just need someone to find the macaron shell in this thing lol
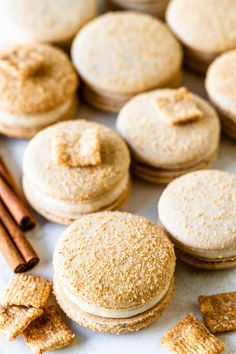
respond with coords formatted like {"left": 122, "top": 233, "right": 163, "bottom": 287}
{"left": 0, "top": 44, "right": 78, "bottom": 114}
{"left": 53, "top": 212, "right": 175, "bottom": 311}
{"left": 23, "top": 177, "right": 131, "bottom": 225}
{"left": 117, "top": 89, "right": 220, "bottom": 169}
{"left": 166, "top": 0, "right": 236, "bottom": 54}
{"left": 0, "top": 96, "right": 78, "bottom": 139}
{"left": 158, "top": 170, "right": 236, "bottom": 253}
{"left": 206, "top": 50, "right": 236, "bottom": 124}
{"left": 176, "top": 248, "right": 236, "bottom": 270}
{"left": 72, "top": 12, "right": 182, "bottom": 95}
{"left": 3, "top": 0, "right": 97, "bottom": 44}
{"left": 23, "top": 120, "right": 130, "bottom": 202}
{"left": 53, "top": 275, "right": 175, "bottom": 334}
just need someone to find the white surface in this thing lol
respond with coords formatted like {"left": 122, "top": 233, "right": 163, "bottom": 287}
{"left": 0, "top": 70, "right": 235, "bottom": 354}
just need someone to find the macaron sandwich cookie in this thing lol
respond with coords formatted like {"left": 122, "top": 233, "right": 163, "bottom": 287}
{"left": 71, "top": 11, "right": 182, "bottom": 113}
{"left": 166, "top": 0, "right": 236, "bottom": 74}
{"left": 23, "top": 120, "right": 131, "bottom": 224}
{"left": 158, "top": 170, "right": 236, "bottom": 270}
{"left": 2, "top": 0, "right": 97, "bottom": 48}
{"left": 106, "top": 0, "right": 170, "bottom": 18}
{"left": 0, "top": 44, "right": 78, "bottom": 138}
{"left": 53, "top": 211, "right": 176, "bottom": 334}
{"left": 117, "top": 88, "right": 220, "bottom": 184}
{"left": 206, "top": 50, "right": 236, "bottom": 140}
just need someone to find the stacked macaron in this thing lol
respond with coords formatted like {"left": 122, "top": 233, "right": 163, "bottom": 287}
{"left": 0, "top": 43, "right": 78, "bottom": 138}
{"left": 53, "top": 212, "right": 176, "bottom": 334}
{"left": 106, "top": 0, "right": 170, "bottom": 18}
{"left": 72, "top": 12, "right": 182, "bottom": 112}
{"left": 1, "top": 0, "right": 97, "bottom": 48}
{"left": 158, "top": 170, "right": 236, "bottom": 270}
{"left": 117, "top": 88, "right": 220, "bottom": 184}
{"left": 166, "top": 0, "right": 236, "bottom": 74}
{"left": 23, "top": 120, "right": 131, "bottom": 224}
{"left": 206, "top": 50, "right": 236, "bottom": 140}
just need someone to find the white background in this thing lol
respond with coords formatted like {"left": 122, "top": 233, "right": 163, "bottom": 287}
{"left": 0, "top": 3, "right": 236, "bottom": 354}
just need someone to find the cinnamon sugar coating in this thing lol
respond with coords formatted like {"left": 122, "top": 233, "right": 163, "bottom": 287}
{"left": 0, "top": 43, "right": 78, "bottom": 114}
{"left": 53, "top": 211, "right": 175, "bottom": 311}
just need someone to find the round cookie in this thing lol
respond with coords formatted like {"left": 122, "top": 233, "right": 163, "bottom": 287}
{"left": 206, "top": 50, "right": 236, "bottom": 140}
{"left": 53, "top": 211, "right": 176, "bottom": 334}
{"left": 117, "top": 88, "right": 220, "bottom": 184}
{"left": 1, "top": 0, "right": 97, "bottom": 48}
{"left": 158, "top": 170, "right": 236, "bottom": 270}
{"left": 0, "top": 43, "right": 78, "bottom": 138}
{"left": 23, "top": 120, "right": 131, "bottom": 224}
{"left": 106, "top": 0, "right": 170, "bottom": 18}
{"left": 72, "top": 11, "right": 182, "bottom": 112}
{"left": 166, "top": 0, "right": 236, "bottom": 74}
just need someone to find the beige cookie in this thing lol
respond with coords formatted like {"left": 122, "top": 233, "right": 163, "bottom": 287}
{"left": 206, "top": 49, "right": 236, "bottom": 140}
{"left": 117, "top": 88, "right": 220, "bottom": 184}
{"left": 0, "top": 44, "right": 78, "bottom": 138}
{"left": 1, "top": 0, "right": 97, "bottom": 48}
{"left": 72, "top": 11, "right": 182, "bottom": 112}
{"left": 23, "top": 120, "right": 131, "bottom": 224}
{"left": 53, "top": 211, "right": 176, "bottom": 334}
{"left": 166, "top": 0, "right": 236, "bottom": 73}
{"left": 158, "top": 170, "right": 236, "bottom": 270}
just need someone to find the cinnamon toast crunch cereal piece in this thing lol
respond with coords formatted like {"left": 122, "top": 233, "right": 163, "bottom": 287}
{"left": 3, "top": 274, "right": 52, "bottom": 309}
{"left": 0, "top": 46, "right": 44, "bottom": 80}
{"left": 154, "top": 88, "right": 203, "bottom": 125}
{"left": 0, "top": 305, "right": 43, "bottom": 340}
{"left": 199, "top": 292, "right": 236, "bottom": 333}
{"left": 52, "top": 128, "right": 101, "bottom": 167}
{"left": 161, "top": 314, "right": 225, "bottom": 353}
{"left": 23, "top": 306, "right": 75, "bottom": 354}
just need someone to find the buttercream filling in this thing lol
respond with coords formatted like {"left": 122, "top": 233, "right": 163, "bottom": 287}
{"left": 61, "top": 278, "right": 171, "bottom": 319}
{"left": 25, "top": 173, "right": 129, "bottom": 217}
{"left": 0, "top": 97, "right": 74, "bottom": 128}
{"left": 163, "top": 228, "right": 236, "bottom": 260}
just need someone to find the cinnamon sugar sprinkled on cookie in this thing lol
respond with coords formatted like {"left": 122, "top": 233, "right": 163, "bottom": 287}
{"left": 0, "top": 43, "right": 78, "bottom": 114}
{"left": 158, "top": 170, "right": 236, "bottom": 253}
{"left": 53, "top": 211, "right": 175, "bottom": 311}
{"left": 23, "top": 120, "right": 130, "bottom": 202}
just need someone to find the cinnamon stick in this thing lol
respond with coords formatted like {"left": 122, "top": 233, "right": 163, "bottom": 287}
{"left": 0, "top": 174, "right": 36, "bottom": 231}
{"left": 0, "top": 156, "right": 22, "bottom": 197}
{"left": 0, "top": 200, "right": 39, "bottom": 269}
{"left": 0, "top": 220, "right": 26, "bottom": 273}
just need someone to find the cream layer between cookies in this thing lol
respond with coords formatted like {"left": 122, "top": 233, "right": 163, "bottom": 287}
{"left": 163, "top": 229, "right": 236, "bottom": 260}
{"left": 0, "top": 97, "right": 74, "bottom": 128}
{"left": 58, "top": 277, "right": 171, "bottom": 319}
{"left": 24, "top": 174, "right": 129, "bottom": 216}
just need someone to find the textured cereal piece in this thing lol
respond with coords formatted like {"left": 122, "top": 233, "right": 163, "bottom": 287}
{"left": 23, "top": 306, "right": 75, "bottom": 354}
{"left": 161, "top": 314, "right": 225, "bottom": 353}
{"left": 3, "top": 274, "right": 52, "bottom": 309}
{"left": 154, "top": 88, "right": 204, "bottom": 125}
{"left": 52, "top": 128, "right": 101, "bottom": 167}
{"left": 0, "top": 305, "right": 43, "bottom": 340}
{"left": 0, "top": 46, "right": 44, "bottom": 80}
{"left": 199, "top": 292, "right": 236, "bottom": 333}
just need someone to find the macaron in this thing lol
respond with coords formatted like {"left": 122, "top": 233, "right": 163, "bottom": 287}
{"left": 158, "top": 170, "right": 236, "bottom": 270}
{"left": 53, "top": 211, "right": 175, "bottom": 334}
{"left": 117, "top": 88, "right": 220, "bottom": 184}
{"left": 1, "top": 0, "right": 97, "bottom": 48}
{"left": 206, "top": 50, "right": 236, "bottom": 140}
{"left": 71, "top": 11, "right": 182, "bottom": 113}
{"left": 0, "top": 43, "right": 78, "bottom": 139}
{"left": 166, "top": 0, "right": 236, "bottom": 74}
{"left": 106, "top": 0, "right": 170, "bottom": 18}
{"left": 23, "top": 120, "right": 131, "bottom": 225}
